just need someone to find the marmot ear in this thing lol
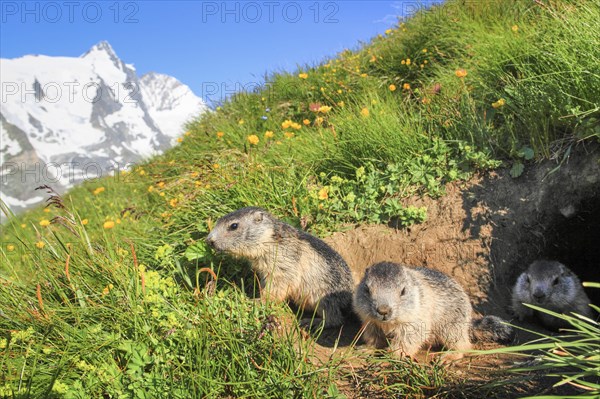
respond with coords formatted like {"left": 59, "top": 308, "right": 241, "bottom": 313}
{"left": 253, "top": 211, "right": 264, "bottom": 223}
{"left": 558, "top": 263, "right": 570, "bottom": 276}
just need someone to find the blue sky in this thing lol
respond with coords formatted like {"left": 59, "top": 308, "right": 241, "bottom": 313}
{"left": 1, "top": 1, "right": 441, "bottom": 105}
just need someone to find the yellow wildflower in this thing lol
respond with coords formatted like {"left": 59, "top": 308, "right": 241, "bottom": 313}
{"left": 281, "top": 120, "right": 292, "bottom": 129}
{"left": 389, "top": 84, "right": 397, "bottom": 92}
{"left": 401, "top": 60, "right": 406, "bottom": 65}
{"left": 360, "top": 73, "right": 367, "bottom": 78}
{"left": 406, "top": 58, "right": 411, "bottom": 66}
{"left": 247, "top": 135, "right": 259, "bottom": 145}
{"left": 148, "top": 185, "right": 154, "bottom": 192}
{"left": 455, "top": 69, "right": 468, "bottom": 78}
{"left": 103, "top": 221, "right": 115, "bottom": 229}
{"left": 116, "top": 218, "right": 121, "bottom": 224}
{"left": 385, "top": 29, "right": 392, "bottom": 35}
{"left": 157, "top": 181, "right": 165, "bottom": 188}
{"left": 39, "top": 219, "right": 51, "bottom": 227}
{"left": 216, "top": 131, "right": 224, "bottom": 138}
{"left": 369, "top": 55, "right": 376, "bottom": 63}
{"left": 213, "top": 163, "right": 220, "bottom": 169}
{"left": 360, "top": 108, "right": 370, "bottom": 117}
{"left": 169, "top": 198, "right": 178, "bottom": 207}
{"left": 290, "top": 122, "right": 302, "bottom": 130}
{"left": 318, "top": 105, "right": 332, "bottom": 113}
{"left": 403, "top": 83, "right": 411, "bottom": 90}
{"left": 303, "top": 119, "right": 310, "bottom": 125}
{"left": 43, "top": 208, "right": 50, "bottom": 213}
{"left": 177, "top": 137, "right": 183, "bottom": 143}
{"left": 492, "top": 98, "right": 506, "bottom": 108}
{"left": 284, "top": 132, "right": 295, "bottom": 139}
{"left": 21, "top": 224, "right": 26, "bottom": 228}
{"left": 102, "top": 283, "right": 114, "bottom": 296}
{"left": 238, "top": 119, "right": 244, "bottom": 125}
{"left": 159, "top": 192, "right": 165, "bottom": 197}
{"left": 337, "top": 101, "right": 345, "bottom": 107}
{"left": 264, "top": 130, "right": 274, "bottom": 139}
{"left": 93, "top": 187, "right": 105, "bottom": 195}
{"left": 298, "top": 73, "right": 308, "bottom": 79}
{"left": 422, "top": 48, "right": 428, "bottom": 53}
{"left": 36, "top": 241, "right": 45, "bottom": 249}
{"left": 422, "top": 97, "right": 431, "bottom": 105}
{"left": 139, "top": 169, "right": 146, "bottom": 176}
{"left": 512, "top": 25, "right": 519, "bottom": 32}
{"left": 318, "top": 187, "right": 329, "bottom": 200}
{"left": 82, "top": 219, "right": 89, "bottom": 225}
{"left": 6, "top": 244, "right": 15, "bottom": 252}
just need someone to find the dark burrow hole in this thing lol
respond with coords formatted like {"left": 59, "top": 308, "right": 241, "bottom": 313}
{"left": 543, "top": 194, "right": 600, "bottom": 306}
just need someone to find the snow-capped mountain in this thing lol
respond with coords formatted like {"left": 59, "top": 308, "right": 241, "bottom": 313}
{"left": 0, "top": 41, "right": 207, "bottom": 217}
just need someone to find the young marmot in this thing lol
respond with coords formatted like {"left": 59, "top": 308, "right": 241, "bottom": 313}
{"left": 354, "top": 262, "right": 513, "bottom": 360}
{"left": 206, "top": 207, "right": 353, "bottom": 328}
{"left": 512, "top": 260, "right": 593, "bottom": 330}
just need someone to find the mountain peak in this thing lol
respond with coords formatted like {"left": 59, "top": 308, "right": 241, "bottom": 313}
{"left": 82, "top": 41, "right": 119, "bottom": 62}
{"left": 1, "top": 43, "right": 207, "bottom": 217}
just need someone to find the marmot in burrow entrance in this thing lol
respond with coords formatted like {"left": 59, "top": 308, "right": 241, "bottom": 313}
{"left": 512, "top": 260, "right": 593, "bottom": 330}
{"left": 354, "top": 262, "right": 514, "bottom": 360}
{"left": 206, "top": 207, "right": 353, "bottom": 328}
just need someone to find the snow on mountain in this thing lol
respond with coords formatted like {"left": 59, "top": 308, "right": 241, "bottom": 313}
{"left": 140, "top": 72, "right": 207, "bottom": 138}
{"left": 0, "top": 41, "right": 208, "bottom": 218}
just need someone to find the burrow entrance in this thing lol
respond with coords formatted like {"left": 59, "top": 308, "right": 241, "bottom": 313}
{"left": 543, "top": 193, "right": 600, "bottom": 304}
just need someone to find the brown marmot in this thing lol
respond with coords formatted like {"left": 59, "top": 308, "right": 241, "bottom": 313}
{"left": 206, "top": 207, "right": 353, "bottom": 328}
{"left": 354, "top": 262, "right": 513, "bottom": 360}
{"left": 512, "top": 260, "right": 593, "bottom": 330}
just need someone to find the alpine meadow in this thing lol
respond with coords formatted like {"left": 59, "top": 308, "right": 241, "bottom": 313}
{"left": 1, "top": 1, "right": 599, "bottom": 398}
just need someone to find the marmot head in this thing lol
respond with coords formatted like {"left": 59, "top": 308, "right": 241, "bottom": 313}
{"left": 206, "top": 207, "right": 274, "bottom": 259}
{"left": 354, "top": 262, "right": 418, "bottom": 323}
{"left": 515, "top": 260, "right": 577, "bottom": 305}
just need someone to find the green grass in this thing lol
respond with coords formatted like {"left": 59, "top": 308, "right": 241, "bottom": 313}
{"left": 1, "top": 0, "right": 599, "bottom": 397}
{"left": 476, "top": 293, "right": 600, "bottom": 398}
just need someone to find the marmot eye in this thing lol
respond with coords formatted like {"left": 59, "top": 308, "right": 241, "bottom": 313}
{"left": 228, "top": 223, "right": 239, "bottom": 231}
{"left": 400, "top": 287, "right": 406, "bottom": 296}
{"left": 552, "top": 277, "right": 560, "bottom": 286}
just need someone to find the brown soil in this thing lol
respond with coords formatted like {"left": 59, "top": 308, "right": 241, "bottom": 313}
{"left": 311, "top": 142, "right": 600, "bottom": 397}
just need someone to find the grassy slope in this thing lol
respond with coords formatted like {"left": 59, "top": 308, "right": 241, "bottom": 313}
{"left": 1, "top": 1, "right": 599, "bottom": 397}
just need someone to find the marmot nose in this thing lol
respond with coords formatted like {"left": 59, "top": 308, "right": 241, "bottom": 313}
{"left": 376, "top": 305, "right": 392, "bottom": 317}
{"left": 533, "top": 291, "right": 546, "bottom": 302}
{"left": 205, "top": 233, "right": 216, "bottom": 248}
